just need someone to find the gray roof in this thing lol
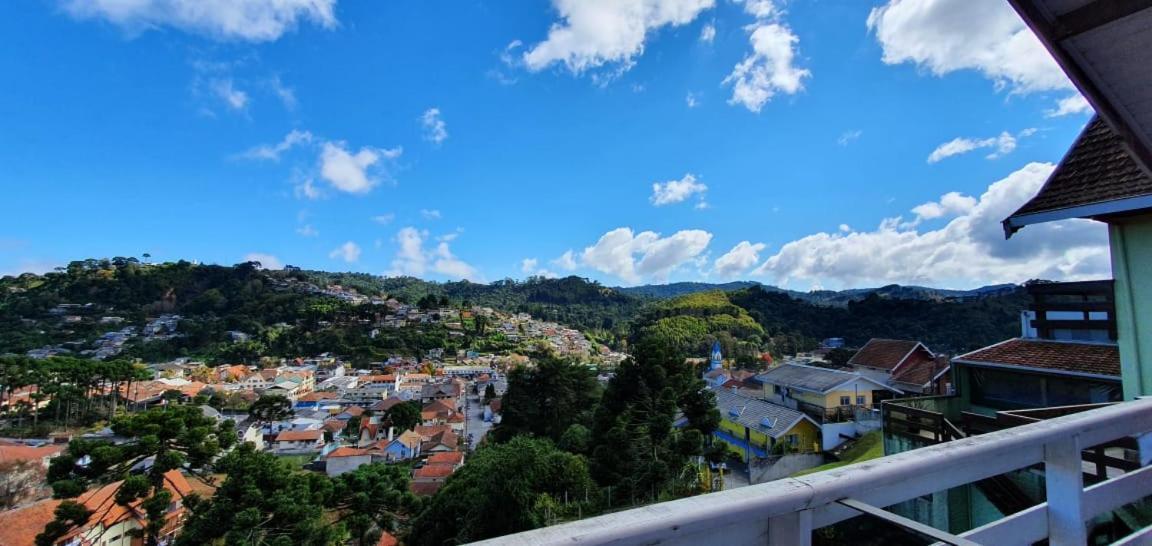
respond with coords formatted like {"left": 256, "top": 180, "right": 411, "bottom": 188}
{"left": 755, "top": 363, "right": 869, "bottom": 394}
{"left": 711, "top": 387, "right": 812, "bottom": 439}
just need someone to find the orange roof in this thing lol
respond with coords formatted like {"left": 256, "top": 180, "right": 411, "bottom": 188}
{"left": 299, "top": 391, "right": 339, "bottom": 402}
{"left": 342, "top": 406, "right": 366, "bottom": 417}
{"left": 414, "top": 463, "right": 455, "bottom": 478}
{"left": 377, "top": 531, "right": 399, "bottom": 546}
{"left": 0, "top": 443, "right": 64, "bottom": 465}
{"left": 0, "top": 498, "right": 61, "bottom": 545}
{"left": 426, "top": 452, "right": 463, "bottom": 465}
{"left": 327, "top": 447, "right": 369, "bottom": 458}
{"left": 275, "top": 429, "right": 323, "bottom": 442}
{"left": 414, "top": 425, "right": 452, "bottom": 439}
{"left": 363, "top": 374, "right": 396, "bottom": 383}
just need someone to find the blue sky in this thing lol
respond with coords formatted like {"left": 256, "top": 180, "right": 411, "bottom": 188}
{"left": 0, "top": 0, "right": 1110, "bottom": 289}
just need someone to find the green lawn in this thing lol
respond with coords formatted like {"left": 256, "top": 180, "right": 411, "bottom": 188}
{"left": 276, "top": 454, "right": 317, "bottom": 469}
{"left": 792, "top": 431, "right": 883, "bottom": 477}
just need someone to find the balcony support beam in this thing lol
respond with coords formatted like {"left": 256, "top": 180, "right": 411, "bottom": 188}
{"left": 836, "top": 498, "right": 978, "bottom": 546}
{"left": 767, "top": 508, "right": 811, "bottom": 546}
{"left": 1045, "top": 435, "right": 1087, "bottom": 545}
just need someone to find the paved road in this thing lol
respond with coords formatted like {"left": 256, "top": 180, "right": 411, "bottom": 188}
{"left": 462, "top": 390, "right": 493, "bottom": 449}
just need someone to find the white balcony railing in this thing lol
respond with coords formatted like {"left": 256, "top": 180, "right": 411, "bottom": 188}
{"left": 472, "top": 398, "right": 1152, "bottom": 546}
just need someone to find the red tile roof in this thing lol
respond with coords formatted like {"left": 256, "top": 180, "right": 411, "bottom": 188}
{"left": 414, "top": 464, "right": 456, "bottom": 479}
{"left": 849, "top": 339, "right": 931, "bottom": 371}
{"left": 0, "top": 443, "right": 64, "bottom": 465}
{"left": 426, "top": 452, "right": 464, "bottom": 465}
{"left": 0, "top": 498, "right": 60, "bottom": 546}
{"left": 377, "top": 531, "right": 399, "bottom": 546}
{"left": 891, "top": 356, "right": 950, "bottom": 388}
{"left": 327, "top": 447, "right": 369, "bottom": 458}
{"left": 956, "top": 338, "right": 1120, "bottom": 378}
{"left": 275, "top": 429, "right": 323, "bottom": 442}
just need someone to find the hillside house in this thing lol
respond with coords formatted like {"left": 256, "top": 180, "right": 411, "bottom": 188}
{"left": 847, "top": 338, "right": 951, "bottom": 395}
{"left": 710, "top": 387, "right": 821, "bottom": 462}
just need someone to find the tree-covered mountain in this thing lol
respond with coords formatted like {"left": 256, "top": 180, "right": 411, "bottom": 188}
{"left": 2, "top": 258, "right": 1031, "bottom": 362}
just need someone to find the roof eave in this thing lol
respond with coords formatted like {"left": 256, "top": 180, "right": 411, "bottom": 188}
{"left": 1004, "top": 193, "right": 1152, "bottom": 237}
{"left": 952, "top": 358, "right": 1120, "bottom": 382}
{"left": 1006, "top": 0, "right": 1152, "bottom": 179}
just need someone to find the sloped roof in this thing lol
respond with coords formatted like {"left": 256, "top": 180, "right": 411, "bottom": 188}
{"left": 414, "top": 464, "right": 455, "bottom": 478}
{"left": 1005, "top": 116, "right": 1152, "bottom": 234}
{"left": 275, "top": 429, "right": 323, "bottom": 442}
{"left": 0, "top": 442, "right": 64, "bottom": 464}
{"left": 756, "top": 363, "right": 890, "bottom": 394}
{"left": 426, "top": 451, "right": 464, "bottom": 465}
{"left": 848, "top": 339, "right": 930, "bottom": 371}
{"left": 710, "top": 387, "right": 815, "bottom": 439}
{"left": 891, "top": 356, "right": 950, "bottom": 388}
{"left": 0, "top": 498, "right": 60, "bottom": 546}
{"left": 327, "top": 447, "right": 369, "bottom": 458}
{"left": 955, "top": 338, "right": 1120, "bottom": 379}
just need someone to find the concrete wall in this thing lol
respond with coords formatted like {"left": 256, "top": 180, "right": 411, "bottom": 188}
{"left": 749, "top": 453, "right": 825, "bottom": 484}
{"left": 1110, "top": 214, "right": 1152, "bottom": 399}
{"left": 821, "top": 422, "right": 858, "bottom": 451}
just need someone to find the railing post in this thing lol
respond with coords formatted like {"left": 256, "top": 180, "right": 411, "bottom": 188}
{"left": 768, "top": 508, "right": 811, "bottom": 546}
{"left": 1044, "top": 434, "right": 1086, "bottom": 545}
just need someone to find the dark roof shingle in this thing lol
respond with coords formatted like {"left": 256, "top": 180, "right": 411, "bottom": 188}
{"left": 956, "top": 338, "right": 1120, "bottom": 378}
{"left": 1007, "top": 116, "right": 1152, "bottom": 228}
{"left": 848, "top": 339, "right": 928, "bottom": 371}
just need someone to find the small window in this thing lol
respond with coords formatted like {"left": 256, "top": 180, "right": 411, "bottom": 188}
{"left": 856, "top": 395, "right": 866, "bottom": 405}
{"left": 787, "top": 434, "right": 799, "bottom": 446}
{"left": 773, "top": 385, "right": 782, "bottom": 394}
{"left": 839, "top": 396, "right": 850, "bottom": 406}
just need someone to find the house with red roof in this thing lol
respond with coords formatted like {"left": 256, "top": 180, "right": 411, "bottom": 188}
{"left": 847, "top": 338, "right": 950, "bottom": 394}
{"left": 272, "top": 429, "right": 326, "bottom": 453}
{"left": 0, "top": 470, "right": 193, "bottom": 546}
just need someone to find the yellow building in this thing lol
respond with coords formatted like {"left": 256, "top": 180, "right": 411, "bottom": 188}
{"left": 711, "top": 387, "right": 822, "bottom": 461}
{"left": 756, "top": 363, "right": 899, "bottom": 422}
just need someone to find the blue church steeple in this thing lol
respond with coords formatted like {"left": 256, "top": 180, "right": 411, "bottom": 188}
{"left": 709, "top": 341, "right": 722, "bottom": 370}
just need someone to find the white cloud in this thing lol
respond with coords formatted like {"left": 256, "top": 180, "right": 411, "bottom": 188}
{"left": 685, "top": 93, "right": 700, "bottom": 108}
{"left": 837, "top": 130, "right": 862, "bottom": 146}
{"left": 839, "top": 224, "right": 852, "bottom": 233}
{"left": 328, "top": 241, "right": 361, "bottom": 263}
{"left": 553, "top": 250, "right": 579, "bottom": 271}
{"left": 420, "top": 209, "right": 442, "bottom": 220}
{"left": 523, "top": 0, "right": 715, "bottom": 75}
{"left": 421, "top": 108, "right": 448, "bottom": 145}
{"left": 296, "top": 224, "right": 318, "bottom": 237}
{"left": 723, "top": 22, "right": 809, "bottom": 113}
{"left": 318, "top": 141, "right": 401, "bottom": 194}
{"left": 911, "top": 191, "right": 978, "bottom": 221}
{"left": 927, "top": 129, "right": 1034, "bottom": 163}
{"left": 651, "top": 173, "right": 708, "bottom": 206}
{"left": 699, "top": 22, "right": 716, "bottom": 43}
{"left": 581, "top": 227, "right": 712, "bottom": 284}
{"left": 751, "top": 162, "right": 1110, "bottom": 288}
{"left": 241, "top": 129, "right": 313, "bottom": 161}
{"left": 372, "top": 213, "right": 395, "bottom": 225}
{"left": 713, "top": 241, "right": 766, "bottom": 278}
{"left": 740, "top": 0, "right": 777, "bottom": 18}
{"left": 269, "top": 75, "right": 297, "bottom": 110}
{"left": 244, "top": 252, "right": 283, "bottom": 270}
{"left": 294, "top": 177, "right": 322, "bottom": 200}
{"left": 1046, "top": 94, "right": 1094, "bottom": 117}
{"left": 387, "top": 227, "right": 480, "bottom": 281}
{"left": 211, "top": 79, "right": 249, "bottom": 111}
{"left": 62, "top": 0, "right": 338, "bottom": 42}
{"left": 521, "top": 258, "right": 559, "bottom": 278}
{"left": 867, "top": 0, "right": 1071, "bottom": 94}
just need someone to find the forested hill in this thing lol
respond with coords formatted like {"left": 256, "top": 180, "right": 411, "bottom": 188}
{"left": 1, "top": 258, "right": 1030, "bottom": 360}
